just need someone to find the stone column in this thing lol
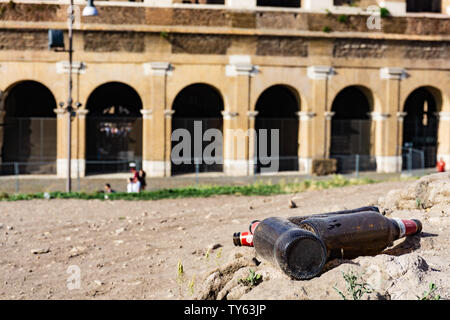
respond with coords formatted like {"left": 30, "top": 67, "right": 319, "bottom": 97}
{"left": 378, "top": 67, "right": 406, "bottom": 173}
{"left": 306, "top": 66, "right": 334, "bottom": 174}
{"left": 377, "top": 0, "right": 407, "bottom": 14}
{"left": 443, "top": 0, "right": 450, "bottom": 15}
{"left": 226, "top": 0, "right": 257, "bottom": 9}
{"left": 73, "top": 108, "right": 89, "bottom": 178}
{"left": 224, "top": 55, "right": 257, "bottom": 176}
{"left": 0, "top": 90, "right": 5, "bottom": 163}
{"left": 297, "top": 111, "right": 316, "bottom": 174}
{"left": 146, "top": 0, "right": 174, "bottom": 5}
{"left": 323, "top": 111, "right": 335, "bottom": 159}
{"left": 437, "top": 112, "right": 450, "bottom": 171}
{"left": 143, "top": 62, "right": 172, "bottom": 177}
{"left": 247, "top": 111, "right": 259, "bottom": 175}
{"left": 55, "top": 108, "right": 88, "bottom": 178}
{"left": 303, "top": 0, "right": 333, "bottom": 11}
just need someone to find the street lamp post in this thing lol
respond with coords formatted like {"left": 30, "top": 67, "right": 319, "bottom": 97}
{"left": 54, "top": 0, "right": 98, "bottom": 192}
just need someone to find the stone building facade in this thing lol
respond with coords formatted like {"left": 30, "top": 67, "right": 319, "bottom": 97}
{"left": 0, "top": 0, "right": 448, "bottom": 177}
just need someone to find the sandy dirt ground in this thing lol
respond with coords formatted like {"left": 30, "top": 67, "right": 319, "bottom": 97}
{"left": 0, "top": 176, "right": 448, "bottom": 300}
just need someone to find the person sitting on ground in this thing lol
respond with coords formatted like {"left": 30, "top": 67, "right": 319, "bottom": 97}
{"left": 104, "top": 183, "right": 115, "bottom": 193}
{"left": 138, "top": 169, "right": 147, "bottom": 191}
{"left": 127, "top": 177, "right": 141, "bottom": 193}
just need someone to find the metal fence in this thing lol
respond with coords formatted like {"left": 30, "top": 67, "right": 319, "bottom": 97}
{"left": 1, "top": 117, "right": 57, "bottom": 174}
{"left": 330, "top": 119, "right": 372, "bottom": 156}
{"left": 401, "top": 146, "right": 426, "bottom": 176}
{"left": 86, "top": 117, "right": 142, "bottom": 174}
{"left": 330, "top": 154, "right": 377, "bottom": 176}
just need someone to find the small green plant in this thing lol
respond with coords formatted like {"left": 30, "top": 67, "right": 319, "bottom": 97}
{"left": 176, "top": 260, "right": 185, "bottom": 296}
{"left": 416, "top": 198, "right": 424, "bottom": 209}
{"left": 160, "top": 31, "right": 169, "bottom": 39}
{"left": 323, "top": 26, "right": 332, "bottom": 33}
{"left": 380, "top": 7, "right": 391, "bottom": 18}
{"left": 418, "top": 282, "right": 440, "bottom": 300}
{"left": 187, "top": 276, "right": 195, "bottom": 296}
{"left": 334, "top": 270, "right": 373, "bottom": 300}
{"left": 239, "top": 269, "right": 263, "bottom": 287}
{"left": 337, "top": 14, "right": 349, "bottom": 23}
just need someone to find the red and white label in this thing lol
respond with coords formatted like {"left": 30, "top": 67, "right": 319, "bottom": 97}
{"left": 393, "top": 218, "right": 418, "bottom": 238}
{"left": 240, "top": 232, "right": 254, "bottom": 247}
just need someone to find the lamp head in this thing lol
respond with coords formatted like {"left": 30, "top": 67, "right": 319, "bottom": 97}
{"left": 82, "top": 0, "right": 98, "bottom": 17}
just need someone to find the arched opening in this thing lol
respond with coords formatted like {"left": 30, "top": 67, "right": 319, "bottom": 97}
{"left": 257, "top": 0, "right": 301, "bottom": 8}
{"left": 171, "top": 83, "right": 224, "bottom": 175}
{"left": 255, "top": 85, "right": 299, "bottom": 173}
{"left": 402, "top": 86, "right": 440, "bottom": 169}
{"left": 85, "top": 82, "right": 143, "bottom": 174}
{"left": 406, "top": 0, "right": 441, "bottom": 13}
{"left": 1, "top": 80, "right": 57, "bottom": 174}
{"left": 330, "top": 86, "right": 375, "bottom": 173}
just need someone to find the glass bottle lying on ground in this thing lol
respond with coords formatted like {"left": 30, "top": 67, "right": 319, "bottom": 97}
{"left": 233, "top": 206, "right": 422, "bottom": 280}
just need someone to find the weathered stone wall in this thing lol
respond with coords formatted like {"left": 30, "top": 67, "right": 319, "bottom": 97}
{"left": 83, "top": 31, "right": 146, "bottom": 53}
{"left": 256, "top": 36, "right": 308, "bottom": 57}
{"left": 0, "top": 3, "right": 448, "bottom": 36}
{"left": 0, "top": 29, "right": 48, "bottom": 51}
{"left": 168, "top": 34, "right": 231, "bottom": 54}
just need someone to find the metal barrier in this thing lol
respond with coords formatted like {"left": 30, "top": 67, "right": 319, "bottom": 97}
{"left": 330, "top": 154, "right": 377, "bottom": 176}
{"left": 401, "top": 146, "right": 425, "bottom": 176}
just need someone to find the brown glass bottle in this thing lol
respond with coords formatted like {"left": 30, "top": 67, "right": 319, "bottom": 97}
{"left": 252, "top": 217, "right": 328, "bottom": 280}
{"left": 295, "top": 210, "right": 422, "bottom": 259}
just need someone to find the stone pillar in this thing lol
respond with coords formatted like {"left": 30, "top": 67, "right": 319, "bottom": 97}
{"left": 147, "top": 0, "right": 174, "bottom": 5}
{"left": 443, "top": 0, "right": 450, "bottom": 14}
{"left": 143, "top": 62, "right": 172, "bottom": 177}
{"left": 224, "top": 55, "right": 257, "bottom": 176}
{"left": 55, "top": 108, "right": 88, "bottom": 178}
{"left": 74, "top": 108, "right": 89, "bottom": 178}
{"left": 377, "top": 0, "right": 406, "bottom": 14}
{"left": 377, "top": 67, "right": 406, "bottom": 173}
{"left": 323, "top": 111, "right": 335, "bottom": 159}
{"left": 303, "top": 0, "right": 333, "bottom": 11}
{"left": 306, "top": 66, "right": 334, "bottom": 174}
{"left": 0, "top": 90, "right": 5, "bottom": 163}
{"left": 437, "top": 112, "right": 450, "bottom": 171}
{"left": 297, "top": 111, "right": 317, "bottom": 174}
{"left": 247, "top": 111, "right": 259, "bottom": 175}
{"left": 226, "top": 0, "right": 257, "bottom": 9}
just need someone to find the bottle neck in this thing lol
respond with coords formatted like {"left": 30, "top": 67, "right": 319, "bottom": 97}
{"left": 391, "top": 218, "right": 422, "bottom": 238}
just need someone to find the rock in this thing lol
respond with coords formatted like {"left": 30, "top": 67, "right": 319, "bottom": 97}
{"left": 208, "top": 243, "right": 222, "bottom": 251}
{"left": 31, "top": 248, "right": 50, "bottom": 255}
{"left": 289, "top": 200, "right": 297, "bottom": 209}
{"left": 6, "top": 226, "right": 13, "bottom": 230}
{"left": 69, "top": 246, "right": 87, "bottom": 258}
{"left": 115, "top": 227, "right": 126, "bottom": 235}
{"left": 94, "top": 280, "right": 104, "bottom": 286}
{"left": 378, "top": 172, "right": 450, "bottom": 214}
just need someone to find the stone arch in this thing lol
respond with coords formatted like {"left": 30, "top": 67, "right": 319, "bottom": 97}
{"left": 254, "top": 84, "right": 300, "bottom": 172}
{"left": 171, "top": 83, "right": 225, "bottom": 175}
{"left": 402, "top": 85, "right": 442, "bottom": 168}
{"left": 329, "top": 85, "right": 376, "bottom": 172}
{"left": 85, "top": 81, "right": 143, "bottom": 174}
{"left": 1, "top": 80, "right": 57, "bottom": 174}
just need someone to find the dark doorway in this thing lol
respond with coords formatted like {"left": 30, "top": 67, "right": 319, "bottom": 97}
{"left": 1, "top": 80, "right": 57, "bottom": 174}
{"left": 407, "top": 0, "right": 441, "bottom": 12}
{"left": 330, "top": 86, "right": 375, "bottom": 172}
{"left": 85, "top": 82, "right": 143, "bottom": 174}
{"left": 402, "top": 87, "right": 440, "bottom": 169}
{"left": 171, "top": 83, "right": 224, "bottom": 175}
{"left": 255, "top": 85, "right": 299, "bottom": 173}
{"left": 257, "top": 0, "right": 301, "bottom": 7}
